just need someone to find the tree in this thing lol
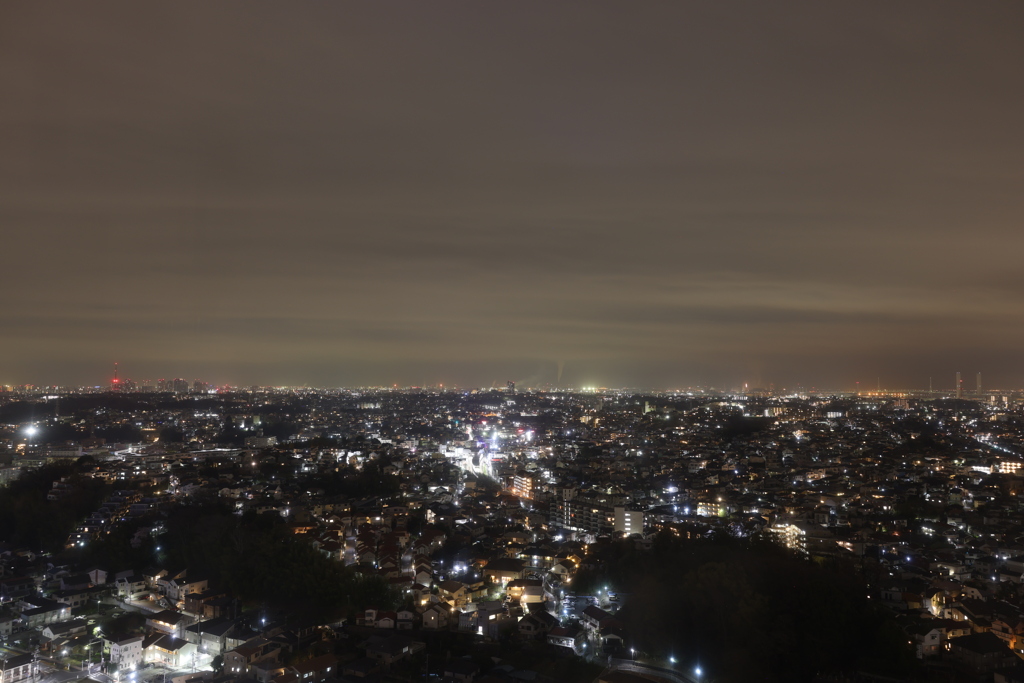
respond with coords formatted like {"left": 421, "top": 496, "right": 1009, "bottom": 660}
{"left": 580, "top": 535, "right": 916, "bottom": 682}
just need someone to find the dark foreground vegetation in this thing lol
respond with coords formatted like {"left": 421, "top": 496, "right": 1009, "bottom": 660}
{"left": 575, "top": 533, "right": 917, "bottom": 682}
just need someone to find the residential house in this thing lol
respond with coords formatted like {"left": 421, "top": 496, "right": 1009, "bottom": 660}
{"left": 42, "top": 619, "right": 88, "bottom": 641}
{"left": 106, "top": 635, "right": 144, "bottom": 672}
{"left": 581, "top": 606, "right": 618, "bottom": 632}
{"left": 53, "top": 587, "right": 96, "bottom": 610}
{"left": 396, "top": 609, "right": 417, "bottom": 630}
{"left": 906, "top": 622, "right": 944, "bottom": 659}
{"left": 437, "top": 581, "right": 469, "bottom": 608}
{"left": 59, "top": 574, "right": 91, "bottom": 591}
{"left": 0, "top": 578, "right": 35, "bottom": 604}
{"left": 163, "top": 576, "right": 209, "bottom": 602}
{"left": 147, "top": 610, "right": 191, "bottom": 638}
{"left": 482, "top": 558, "right": 524, "bottom": 586}
{"left": 250, "top": 660, "right": 287, "bottom": 683}
{"left": 547, "top": 625, "right": 584, "bottom": 653}
{"left": 147, "top": 635, "right": 196, "bottom": 669}
{"left": 86, "top": 569, "right": 108, "bottom": 586}
{"left": 223, "top": 637, "right": 282, "bottom": 678}
{"left": 0, "top": 611, "right": 17, "bottom": 637}
{"left": 0, "top": 653, "right": 35, "bottom": 683}
{"left": 421, "top": 604, "right": 450, "bottom": 630}
{"left": 361, "top": 634, "right": 423, "bottom": 673}
{"left": 289, "top": 653, "right": 338, "bottom": 683}
{"left": 183, "top": 617, "right": 237, "bottom": 656}
{"left": 458, "top": 601, "right": 507, "bottom": 638}
{"left": 947, "top": 632, "right": 1017, "bottom": 676}
{"left": 19, "top": 597, "right": 71, "bottom": 628}
{"left": 505, "top": 579, "right": 542, "bottom": 603}
{"left": 517, "top": 611, "right": 557, "bottom": 638}
{"left": 115, "top": 574, "right": 147, "bottom": 600}
{"left": 184, "top": 589, "right": 229, "bottom": 618}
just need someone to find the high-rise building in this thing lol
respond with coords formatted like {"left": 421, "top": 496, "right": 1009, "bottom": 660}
{"left": 613, "top": 506, "right": 645, "bottom": 536}
{"left": 976, "top": 372, "right": 982, "bottom": 394}
{"left": 506, "top": 381, "right": 515, "bottom": 394}
{"left": 111, "top": 362, "right": 121, "bottom": 392}
{"left": 956, "top": 372, "right": 962, "bottom": 399}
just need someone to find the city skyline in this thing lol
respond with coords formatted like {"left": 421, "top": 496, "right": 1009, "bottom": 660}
{"left": 4, "top": 2, "right": 1024, "bottom": 390}
{"left": 0, "top": 364, "right": 1013, "bottom": 396}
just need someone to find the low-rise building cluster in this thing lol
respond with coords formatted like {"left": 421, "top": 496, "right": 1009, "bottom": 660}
{"left": 4, "top": 385, "right": 1024, "bottom": 680}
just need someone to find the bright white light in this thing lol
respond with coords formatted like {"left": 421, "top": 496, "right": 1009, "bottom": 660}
{"left": 25, "top": 426, "right": 37, "bottom": 437}
{"left": 695, "top": 667, "right": 702, "bottom": 677}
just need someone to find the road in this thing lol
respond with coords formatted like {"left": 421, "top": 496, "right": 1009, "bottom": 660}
{"left": 36, "top": 666, "right": 113, "bottom": 683}
{"left": 599, "top": 659, "right": 698, "bottom": 683}
{"left": 101, "top": 594, "right": 162, "bottom": 614}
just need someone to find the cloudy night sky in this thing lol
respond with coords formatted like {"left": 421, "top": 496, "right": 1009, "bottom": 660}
{"left": 3, "top": 2, "right": 1024, "bottom": 390}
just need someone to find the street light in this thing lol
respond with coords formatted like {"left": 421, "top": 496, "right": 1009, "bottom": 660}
{"left": 695, "top": 666, "right": 702, "bottom": 681}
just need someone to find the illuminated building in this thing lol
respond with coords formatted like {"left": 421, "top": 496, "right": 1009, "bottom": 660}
{"left": 551, "top": 497, "right": 615, "bottom": 535}
{"left": 768, "top": 523, "right": 807, "bottom": 554}
{"left": 511, "top": 472, "right": 533, "bottom": 499}
{"left": 613, "top": 506, "right": 644, "bottom": 536}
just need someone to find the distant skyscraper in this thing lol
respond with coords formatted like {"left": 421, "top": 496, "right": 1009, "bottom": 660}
{"left": 976, "top": 372, "right": 982, "bottom": 394}
{"left": 506, "top": 380, "right": 515, "bottom": 394}
{"left": 956, "top": 371, "right": 962, "bottom": 399}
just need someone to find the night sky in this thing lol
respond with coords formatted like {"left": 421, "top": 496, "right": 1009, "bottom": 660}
{"left": 3, "top": 2, "right": 1024, "bottom": 390}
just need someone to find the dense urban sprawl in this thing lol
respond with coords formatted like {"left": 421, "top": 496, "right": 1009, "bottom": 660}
{"left": 2, "top": 383, "right": 1024, "bottom": 682}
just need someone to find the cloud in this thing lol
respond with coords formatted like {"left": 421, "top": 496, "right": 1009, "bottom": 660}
{"left": 2, "top": 1, "right": 1024, "bottom": 387}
